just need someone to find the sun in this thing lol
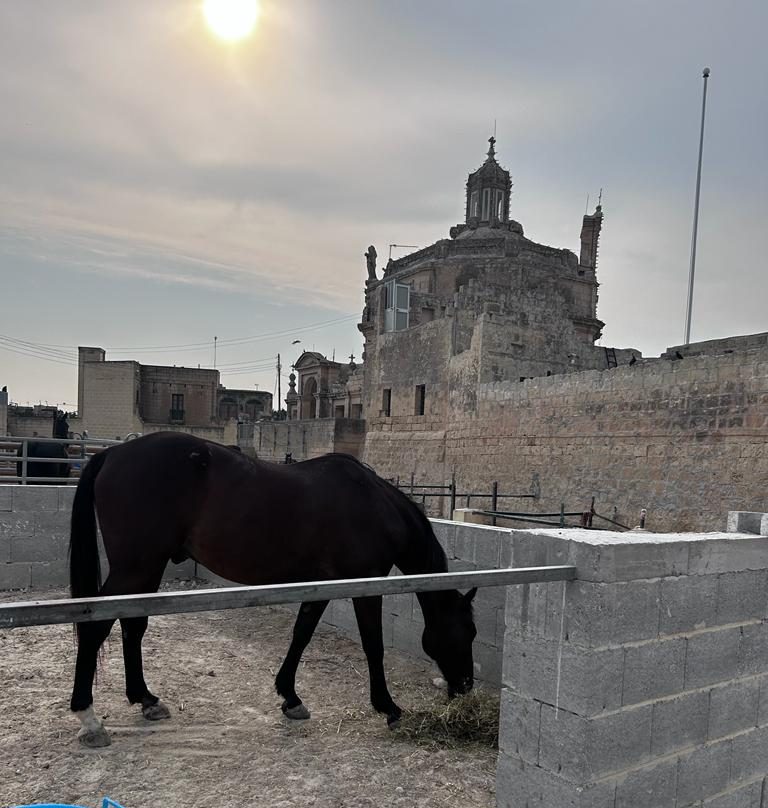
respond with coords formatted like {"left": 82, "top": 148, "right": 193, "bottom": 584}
{"left": 202, "top": 0, "right": 260, "bottom": 42}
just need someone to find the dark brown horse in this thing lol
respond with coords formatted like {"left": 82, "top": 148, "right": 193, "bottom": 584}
{"left": 69, "top": 432, "right": 477, "bottom": 747}
{"left": 16, "top": 412, "right": 70, "bottom": 483}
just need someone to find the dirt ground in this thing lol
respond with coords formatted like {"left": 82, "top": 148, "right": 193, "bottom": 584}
{"left": 0, "top": 586, "right": 496, "bottom": 808}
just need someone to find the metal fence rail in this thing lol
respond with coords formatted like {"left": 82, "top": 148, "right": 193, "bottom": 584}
{"left": 0, "top": 436, "right": 122, "bottom": 485}
{"left": 0, "top": 566, "right": 576, "bottom": 629}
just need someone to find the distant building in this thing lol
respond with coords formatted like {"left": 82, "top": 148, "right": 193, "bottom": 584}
{"left": 65, "top": 347, "right": 272, "bottom": 442}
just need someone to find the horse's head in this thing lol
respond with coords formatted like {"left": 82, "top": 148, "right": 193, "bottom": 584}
{"left": 421, "top": 588, "right": 477, "bottom": 697}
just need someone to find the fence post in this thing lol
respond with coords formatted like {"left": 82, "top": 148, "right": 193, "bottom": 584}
{"left": 491, "top": 481, "right": 498, "bottom": 526}
{"left": 21, "top": 439, "right": 28, "bottom": 485}
{"left": 639, "top": 508, "right": 647, "bottom": 529}
{"left": 410, "top": 472, "right": 415, "bottom": 498}
{"left": 559, "top": 503, "right": 565, "bottom": 528}
{"left": 395, "top": 475, "right": 400, "bottom": 489}
{"left": 589, "top": 496, "right": 595, "bottom": 528}
{"left": 449, "top": 475, "right": 456, "bottom": 519}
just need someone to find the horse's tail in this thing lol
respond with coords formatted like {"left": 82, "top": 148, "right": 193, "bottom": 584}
{"left": 69, "top": 449, "right": 108, "bottom": 599}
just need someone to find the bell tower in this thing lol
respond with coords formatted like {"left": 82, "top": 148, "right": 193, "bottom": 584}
{"left": 465, "top": 137, "right": 512, "bottom": 225}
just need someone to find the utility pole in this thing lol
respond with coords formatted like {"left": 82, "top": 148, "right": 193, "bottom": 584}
{"left": 276, "top": 353, "right": 282, "bottom": 420}
{"left": 684, "top": 68, "right": 711, "bottom": 346}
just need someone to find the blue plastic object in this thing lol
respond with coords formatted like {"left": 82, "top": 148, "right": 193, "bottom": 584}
{"left": 12, "top": 799, "right": 125, "bottom": 808}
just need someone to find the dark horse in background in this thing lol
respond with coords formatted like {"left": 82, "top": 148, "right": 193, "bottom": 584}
{"left": 69, "top": 432, "right": 477, "bottom": 747}
{"left": 16, "top": 412, "right": 70, "bottom": 483}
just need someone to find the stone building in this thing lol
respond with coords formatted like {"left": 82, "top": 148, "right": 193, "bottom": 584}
{"left": 285, "top": 351, "right": 363, "bottom": 421}
{"left": 67, "top": 346, "right": 271, "bottom": 442}
{"left": 357, "top": 137, "right": 637, "bottom": 423}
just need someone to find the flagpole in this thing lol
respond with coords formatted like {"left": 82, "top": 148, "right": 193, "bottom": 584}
{"left": 684, "top": 67, "right": 711, "bottom": 346}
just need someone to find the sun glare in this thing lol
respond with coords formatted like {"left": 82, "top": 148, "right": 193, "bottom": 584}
{"left": 203, "top": 0, "right": 260, "bottom": 42}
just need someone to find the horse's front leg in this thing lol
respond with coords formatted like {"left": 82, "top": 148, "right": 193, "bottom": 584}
{"left": 352, "top": 595, "right": 402, "bottom": 727}
{"left": 275, "top": 600, "right": 329, "bottom": 720}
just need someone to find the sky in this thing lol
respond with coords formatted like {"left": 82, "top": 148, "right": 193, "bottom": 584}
{"left": 1, "top": 0, "right": 766, "bottom": 408}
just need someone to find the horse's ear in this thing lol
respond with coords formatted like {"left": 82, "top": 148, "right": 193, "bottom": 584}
{"left": 464, "top": 587, "right": 478, "bottom": 604}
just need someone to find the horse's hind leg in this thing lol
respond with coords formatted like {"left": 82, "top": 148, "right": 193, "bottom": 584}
{"left": 275, "top": 600, "right": 329, "bottom": 720}
{"left": 70, "top": 618, "right": 116, "bottom": 748}
{"left": 352, "top": 595, "right": 402, "bottom": 727}
{"left": 121, "top": 616, "right": 170, "bottom": 720}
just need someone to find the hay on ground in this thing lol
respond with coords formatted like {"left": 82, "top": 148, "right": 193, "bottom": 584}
{"left": 394, "top": 689, "right": 500, "bottom": 749}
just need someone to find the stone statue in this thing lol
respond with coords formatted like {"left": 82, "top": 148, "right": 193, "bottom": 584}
{"left": 365, "top": 245, "right": 377, "bottom": 281}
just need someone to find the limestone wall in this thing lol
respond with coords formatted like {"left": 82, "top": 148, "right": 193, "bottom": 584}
{"left": 497, "top": 526, "right": 768, "bottom": 807}
{"left": 365, "top": 344, "right": 768, "bottom": 532}
{"left": 244, "top": 418, "right": 365, "bottom": 462}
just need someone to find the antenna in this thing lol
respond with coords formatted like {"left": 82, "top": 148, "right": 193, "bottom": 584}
{"left": 493, "top": 119, "right": 497, "bottom": 138}
{"left": 585, "top": 193, "right": 590, "bottom": 215}
{"left": 213, "top": 336, "right": 217, "bottom": 369}
{"left": 597, "top": 188, "right": 603, "bottom": 207}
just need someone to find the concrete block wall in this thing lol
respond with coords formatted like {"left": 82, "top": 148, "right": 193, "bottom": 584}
{"left": 321, "top": 519, "right": 510, "bottom": 685}
{"left": 497, "top": 526, "right": 768, "bottom": 808}
{"left": 0, "top": 486, "right": 196, "bottom": 590}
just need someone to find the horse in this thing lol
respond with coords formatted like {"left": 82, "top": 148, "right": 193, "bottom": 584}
{"left": 68, "top": 431, "right": 477, "bottom": 748}
{"left": 16, "top": 412, "right": 70, "bottom": 484}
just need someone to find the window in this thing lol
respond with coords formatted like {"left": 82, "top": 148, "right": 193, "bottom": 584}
{"left": 334, "top": 405, "right": 345, "bottom": 418}
{"left": 415, "top": 384, "right": 425, "bottom": 416}
{"left": 170, "top": 393, "right": 184, "bottom": 422}
{"left": 481, "top": 188, "right": 491, "bottom": 220}
{"left": 470, "top": 190, "right": 479, "bottom": 218}
{"left": 421, "top": 307, "right": 434, "bottom": 323}
{"left": 382, "top": 388, "right": 391, "bottom": 417}
{"left": 384, "top": 280, "right": 410, "bottom": 332}
{"left": 495, "top": 189, "right": 504, "bottom": 220}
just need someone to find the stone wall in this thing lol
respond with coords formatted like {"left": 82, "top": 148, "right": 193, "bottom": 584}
{"left": 365, "top": 344, "right": 768, "bottom": 532}
{"left": 244, "top": 418, "right": 366, "bottom": 462}
{"left": 497, "top": 525, "right": 768, "bottom": 807}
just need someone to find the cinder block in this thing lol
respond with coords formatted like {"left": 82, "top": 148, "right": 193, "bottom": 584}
{"left": 13, "top": 486, "right": 59, "bottom": 512}
{"left": 503, "top": 632, "right": 624, "bottom": 715}
{"left": 454, "top": 529, "right": 476, "bottom": 563}
{"left": 33, "top": 511, "right": 69, "bottom": 542}
{"left": 716, "top": 570, "right": 768, "bottom": 624}
{"left": 538, "top": 702, "right": 653, "bottom": 781}
{"left": 475, "top": 533, "right": 501, "bottom": 568}
{"left": 622, "top": 638, "right": 686, "bottom": 705}
{"left": 58, "top": 486, "right": 76, "bottom": 512}
{"left": 0, "top": 537, "right": 8, "bottom": 564}
{"left": 0, "top": 562, "right": 31, "bottom": 590}
{"left": 676, "top": 739, "right": 732, "bottom": 805}
{"left": 392, "top": 616, "right": 424, "bottom": 660}
{"left": 614, "top": 757, "right": 677, "bottom": 808}
{"left": 11, "top": 534, "right": 67, "bottom": 563}
{"left": 570, "top": 539, "right": 689, "bottom": 583}
{"left": 708, "top": 678, "right": 760, "bottom": 739}
{"left": 688, "top": 538, "right": 768, "bottom": 576}
{"left": 659, "top": 574, "right": 718, "bottom": 635}
{"left": 473, "top": 602, "right": 500, "bottom": 646}
{"left": 651, "top": 690, "right": 709, "bottom": 756}
{"left": 498, "top": 688, "right": 540, "bottom": 764}
{"left": 511, "top": 531, "right": 569, "bottom": 569}
{"left": 685, "top": 627, "right": 742, "bottom": 688}
{"left": 473, "top": 640, "right": 501, "bottom": 685}
{"left": 496, "top": 754, "right": 616, "bottom": 808}
{"left": 164, "top": 559, "right": 196, "bottom": 580}
{"left": 0, "top": 488, "right": 11, "bottom": 511}
{"left": 758, "top": 675, "right": 768, "bottom": 724}
{"left": 740, "top": 622, "right": 768, "bottom": 676}
{"left": 389, "top": 592, "right": 413, "bottom": 619}
{"left": 729, "top": 724, "right": 768, "bottom": 785}
{"left": 727, "top": 511, "right": 765, "bottom": 534}
{"left": 548, "top": 579, "right": 661, "bottom": 647}
{"left": 0, "top": 516, "right": 34, "bottom": 538}
{"left": 703, "top": 780, "right": 762, "bottom": 808}
{"left": 30, "top": 560, "right": 69, "bottom": 588}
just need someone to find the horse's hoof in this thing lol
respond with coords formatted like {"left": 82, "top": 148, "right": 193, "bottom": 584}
{"left": 142, "top": 701, "right": 171, "bottom": 721}
{"left": 77, "top": 725, "right": 111, "bottom": 748}
{"left": 282, "top": 703, "right": 311, "bottom": 721}
{"left": 387, "top": 714, "right": 401, "bottom": 730}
